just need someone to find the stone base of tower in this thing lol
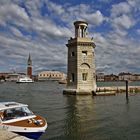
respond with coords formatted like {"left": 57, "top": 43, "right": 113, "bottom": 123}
{"left": 63, "top": 89, "right": 96, "bottom": 95}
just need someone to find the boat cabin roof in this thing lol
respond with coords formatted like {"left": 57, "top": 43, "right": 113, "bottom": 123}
{"left": 0, "top": 102, "right": 28, "bottom": 111}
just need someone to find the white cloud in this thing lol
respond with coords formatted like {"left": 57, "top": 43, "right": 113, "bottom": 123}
{"left": 47, "top": 1, "right": 65, "bottom": 15}
{"left": 93, "top": 33, "right": 108, "bottom": 47}
{"left": 0, "top": 0, "right": 140, "bottom": 74}
{"left": 112, "top": 14, "right": 134, "bottom": 30}
{"left": 83, "top": 10, "right": 104, "bottom": 26}
{"left": 98, "top": 0, "right": 111, "bottom": 3}
{"left": 46, "top": 2, "right": 105, "bottom": 26}
{"left": 92, "top": 26, "right": 140, "bottom": 74}
{"left": 111, "top": 2, "right": 131, "bottom": 17}
{"left": 10, "top": 27, "right": 23, "bottom": 37}
{"left": 31, "top": 18, "right": 73, "bottom": 39}
{"left": 0, "top": 3, "right": 30, "bottom": 26}
{"left": 127, "top": 0, "right": 140, "bottom": 9}
{"left": 136, "top": 29, "right": 140, "bottom": 35}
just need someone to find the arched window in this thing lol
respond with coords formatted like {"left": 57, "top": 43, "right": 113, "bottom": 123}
{"left": 80, "top": 63, "right": 90, "bottom": 69}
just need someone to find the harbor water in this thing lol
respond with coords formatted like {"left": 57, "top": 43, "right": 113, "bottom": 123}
{"left": 0, "top": 81, "right": 140, "bottom": 140}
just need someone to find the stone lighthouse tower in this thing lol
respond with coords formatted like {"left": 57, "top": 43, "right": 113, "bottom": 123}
{"left": 27, "top": 53, "right": 32, "bottom": 79}
{"left": 63, "top": 21, "right": 96, "bottom": 95}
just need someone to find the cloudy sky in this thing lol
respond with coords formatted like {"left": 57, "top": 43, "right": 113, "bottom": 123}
{"left": 0, "top": 0, "right": 140, "bottom": 74}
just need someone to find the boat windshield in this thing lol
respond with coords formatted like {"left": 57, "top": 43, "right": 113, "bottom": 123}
{"left": 2, "top": 106, "right": 34, "bottom": 121}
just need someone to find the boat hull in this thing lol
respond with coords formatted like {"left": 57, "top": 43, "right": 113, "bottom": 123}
{"left": 16, "top": 81, "right": 34, "bottom": 83}
{"left": 16, "top": 132, "right": 43, "bottom": 140}
{"left": 16, "top": 77, "right": 34, "bottom": 83}
{"left": 1, "top": 115, "right": 47, "bottom": 139}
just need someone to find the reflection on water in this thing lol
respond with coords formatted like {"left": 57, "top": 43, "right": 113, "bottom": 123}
{"left": 0, "top": 82, "right": 140, "bottom": 140}
{"left": 63, "top": 96, "right": 96, "bottom": 140}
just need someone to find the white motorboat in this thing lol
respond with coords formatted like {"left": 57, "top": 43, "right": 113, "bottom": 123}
{"left": 0, "top": 102, "right": 47, "bottom": 139}
{"left": 16, "top": 76, "right": 34, "bottom": 83}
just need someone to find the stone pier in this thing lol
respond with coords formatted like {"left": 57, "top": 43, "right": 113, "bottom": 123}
{"left": 0, "top": 129, "right": 30, "bottom": 140}
{"left": 96, "top": 86, "right": 140, "bottom": 96}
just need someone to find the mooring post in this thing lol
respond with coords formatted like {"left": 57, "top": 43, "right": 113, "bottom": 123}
{"left": 126, "top": 80, "right": 128, "bottom": 99}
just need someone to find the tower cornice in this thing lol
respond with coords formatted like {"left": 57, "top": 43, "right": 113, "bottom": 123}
{"left": 66, "top": 38, "right": 96, "bottom": 48}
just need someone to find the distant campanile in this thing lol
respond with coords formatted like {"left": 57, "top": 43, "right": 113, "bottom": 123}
{"left": 63, "top": 21, "right": 96, "bottom": 95}
{"left": 27, "top": 53, "right": 32, "bottom": 79}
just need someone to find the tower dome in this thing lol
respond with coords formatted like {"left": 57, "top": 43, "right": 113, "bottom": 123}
{"left": 74, "top": 21, "right": 88, "bottom": 38}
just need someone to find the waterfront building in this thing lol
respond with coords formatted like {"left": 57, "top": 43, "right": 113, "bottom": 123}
{"left": 0, "top": 73, "right": 9, "bottom": 81}
{"left": 97, "top": 73, "right": 140, "bottom": 82}
{"left": 104, "top": 74, "right": 118, "bottom": 81}
{"left": 27, "top": 53, "right": 32, "bottom": 79}
{"left": 6, "top": 73, "right": 20, "bottom": 82}
{"left": 63, "top": 21, "right": 96, "bottom": 95}
{"left": 38, "top": 71, "right": 66, "bottom": 81}
{"left": 96, "top": 73, "right": 105, "bottom": 81}
{"left": 118, "top": 72, "right": 133, "bottom": 81}
{"left": 131, "top": 74, "right": 140, "bottom": 81}
{"left": 6, "top": 73, "right": 26, "bottom": 82}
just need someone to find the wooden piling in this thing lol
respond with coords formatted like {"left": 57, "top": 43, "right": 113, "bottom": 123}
{"left": 126, "top": 80, "right": 128, "bottom": 99}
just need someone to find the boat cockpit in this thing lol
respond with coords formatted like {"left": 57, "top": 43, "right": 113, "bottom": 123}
{"left": 0, "top": 106, "right": 34, "bottom": 121}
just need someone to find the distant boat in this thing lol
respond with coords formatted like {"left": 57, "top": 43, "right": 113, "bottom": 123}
{"left": 16, "top": 76, "right": 34, "bottom": 83}
{"left": 0, "top": 102, "right": 47, "bottom": 139}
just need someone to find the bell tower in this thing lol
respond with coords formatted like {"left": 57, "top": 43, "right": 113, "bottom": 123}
{"left": 63, "top": 21, "right": 96, "bottom": 95}
{"left": 27, "top": 53, "right": 32, "bottom": 79}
